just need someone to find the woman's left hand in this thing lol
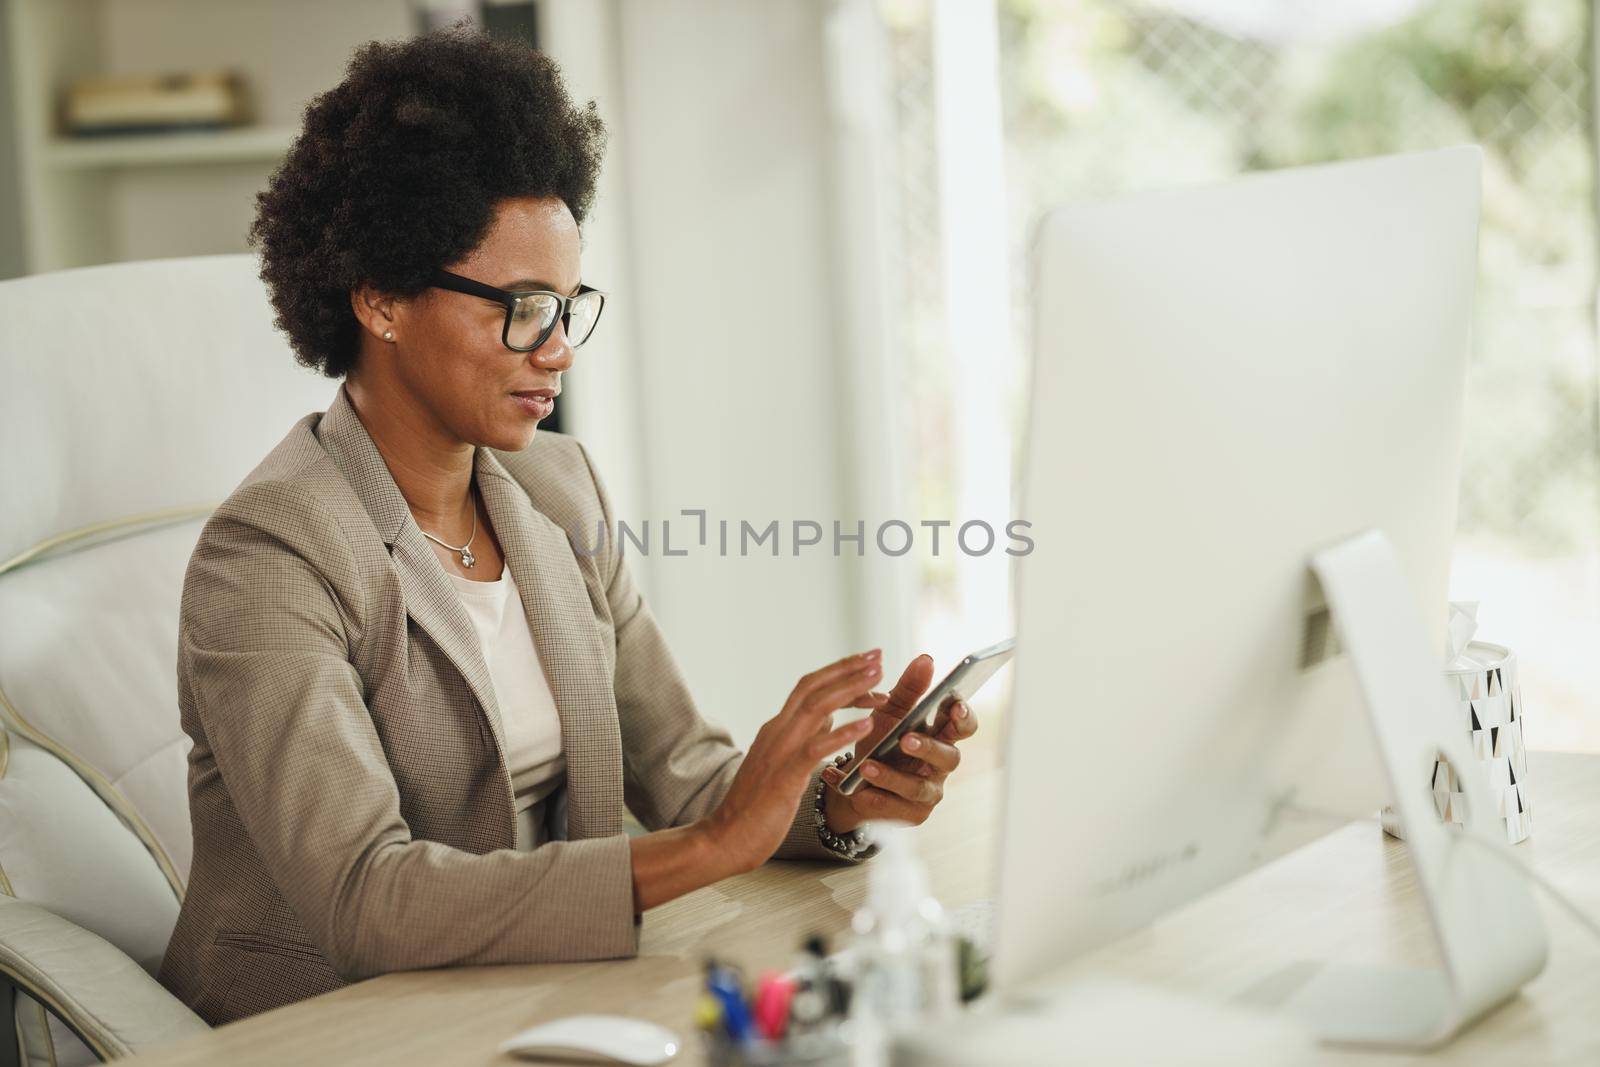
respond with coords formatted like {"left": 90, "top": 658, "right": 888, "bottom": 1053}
{"left": 819, "top": 654, "right": 979, "bottom": 834}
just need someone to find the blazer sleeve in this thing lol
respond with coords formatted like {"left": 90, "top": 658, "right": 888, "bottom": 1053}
{"left": 179, "top": 479, "right": 638, "bottom": 981}
{"left": 573, "top": 445, "right": 862, "bottom": 863}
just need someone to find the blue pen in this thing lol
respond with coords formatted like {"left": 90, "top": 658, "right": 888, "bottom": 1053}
{"left": 706, "top": 964, "right": 753, "bottom": 1042}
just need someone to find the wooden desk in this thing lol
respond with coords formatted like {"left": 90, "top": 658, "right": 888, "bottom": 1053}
{"left": 130, "top": 751, "right": 1600, "bottom": 1065}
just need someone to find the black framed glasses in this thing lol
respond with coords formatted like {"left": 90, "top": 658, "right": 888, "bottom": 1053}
{"left": 430, "top": 269, "right": 607, "bottom": 353}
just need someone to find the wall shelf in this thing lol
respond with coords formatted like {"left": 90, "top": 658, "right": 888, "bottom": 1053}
{"left": 43, "top": 125, "right": 299, "bottom": 169}
{"left": 5, "top": 0, "right": 417, "bottom": 272}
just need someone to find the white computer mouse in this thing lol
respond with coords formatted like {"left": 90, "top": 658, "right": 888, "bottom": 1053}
{"left": 498, "top": 1014, "right": 681, "bottom": 1065}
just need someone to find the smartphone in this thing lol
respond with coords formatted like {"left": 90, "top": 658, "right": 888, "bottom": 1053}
{"left": 835, "top": 637, "right": 1015, "bottom": 795}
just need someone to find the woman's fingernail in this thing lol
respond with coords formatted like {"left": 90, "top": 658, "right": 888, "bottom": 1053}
{"left": 956, "top": 701, "right": 969, "bottom": 719}
{"left": 904, "top": 735, "right": 923, "bottom": 751}
{"left": 862, "top": 763, "right": 880, "bottom": 779}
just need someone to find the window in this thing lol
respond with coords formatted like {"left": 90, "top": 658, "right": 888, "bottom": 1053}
{"left": 881, "top": 0, "right": 1600, "bottom": 748}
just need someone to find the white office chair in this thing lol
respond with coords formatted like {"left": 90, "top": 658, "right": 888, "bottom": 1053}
{"left": 0, "top": 255, "right": 336, "bottom": 1064}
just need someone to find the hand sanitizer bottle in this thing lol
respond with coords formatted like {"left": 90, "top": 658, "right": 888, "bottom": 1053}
{"left": 848, "top": 821, "right": 958, "bottom": 1064}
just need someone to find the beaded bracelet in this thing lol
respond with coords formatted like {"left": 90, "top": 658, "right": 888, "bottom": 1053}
{"left": 812, "top": 753, "right": 873, "bottom": 859}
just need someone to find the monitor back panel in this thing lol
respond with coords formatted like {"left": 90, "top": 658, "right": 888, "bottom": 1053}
{"left": 994, "top": 147, "right": 1481, "bottom": 991}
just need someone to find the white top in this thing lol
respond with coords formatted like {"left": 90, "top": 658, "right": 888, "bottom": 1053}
{"left": 447, "top": 567, "right": 566, "bottom": 850}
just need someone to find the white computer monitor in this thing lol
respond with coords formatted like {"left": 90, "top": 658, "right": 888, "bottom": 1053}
{"left": 992, "top": 146, "right": 1545, "bottom": 1047}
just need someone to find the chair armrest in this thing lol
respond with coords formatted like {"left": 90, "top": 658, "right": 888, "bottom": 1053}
{"left": 0, "top": 897, "right": 208, "bottom": 1060}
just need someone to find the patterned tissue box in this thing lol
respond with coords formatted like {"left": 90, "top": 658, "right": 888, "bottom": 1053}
{"left": 1382, "top": 640, "right": 1531, "bottom": 845}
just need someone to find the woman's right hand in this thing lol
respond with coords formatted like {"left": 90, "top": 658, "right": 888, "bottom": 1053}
{"left": 700, "top": 649, "right": 884, "bottom": 872}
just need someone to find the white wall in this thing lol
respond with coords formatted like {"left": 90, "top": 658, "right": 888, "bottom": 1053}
{"left": 548, "top": 0, "right": 911, "bottom": 744}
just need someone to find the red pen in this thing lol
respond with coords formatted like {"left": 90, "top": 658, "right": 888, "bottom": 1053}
{"left": 752, "top": 971, "right": 797, "bottom": 1041}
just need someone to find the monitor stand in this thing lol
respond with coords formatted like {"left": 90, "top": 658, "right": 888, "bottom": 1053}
{"left": 1291, "top": 530, "right": 1546, "bottom": 1048}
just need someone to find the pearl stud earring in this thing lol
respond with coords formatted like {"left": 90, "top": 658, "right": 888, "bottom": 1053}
{"left": 383, "top": 330, "right": 395, "bottom": 342}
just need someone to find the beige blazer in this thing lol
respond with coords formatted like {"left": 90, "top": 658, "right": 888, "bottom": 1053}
{"left": 159, "top": 387, "right": 849, "bottom": 1025}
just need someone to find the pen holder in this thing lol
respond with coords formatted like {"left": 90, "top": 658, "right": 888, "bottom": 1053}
{"left": 702, "top": 1023, "right": 852, "bottom": 1067}
{"left": 1382, "top": 640, "right": 1530, "bottom": 844}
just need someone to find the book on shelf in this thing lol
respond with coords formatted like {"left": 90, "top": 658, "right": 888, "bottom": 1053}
{"left": 62, "top": 70, "right": 252, "bottom": 137}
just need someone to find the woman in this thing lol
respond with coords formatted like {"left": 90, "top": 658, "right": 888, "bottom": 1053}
{"left": 158, "top": 28, "right": 978, "bottom": 1025}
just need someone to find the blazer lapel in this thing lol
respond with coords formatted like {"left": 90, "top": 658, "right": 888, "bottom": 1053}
{"left": 476, "top": 448, "right": 624, "bottom": 841}
{"left": 389, "top": 527, "right": 512, "bottom": 764}
{"left": 316, "top": 389, "right": 514, "bottom": 804}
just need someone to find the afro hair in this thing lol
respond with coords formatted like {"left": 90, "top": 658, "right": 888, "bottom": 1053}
{"left": 250, "top": 26, "right": 607, "bottom": 377}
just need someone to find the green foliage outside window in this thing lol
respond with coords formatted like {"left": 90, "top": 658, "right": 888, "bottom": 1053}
{"left": 998, "top": 0, "right": 1597, "bottom": 552}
